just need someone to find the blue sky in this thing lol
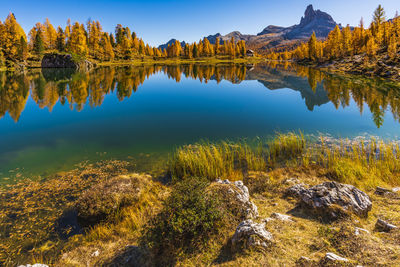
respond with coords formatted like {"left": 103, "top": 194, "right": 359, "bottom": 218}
{"left": 2, "top": 0, "right": 399, "bottom": 46}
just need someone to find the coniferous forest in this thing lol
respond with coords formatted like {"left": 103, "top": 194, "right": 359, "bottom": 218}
{"left": 0, "top": 13, "right": 247, "bottom": 67}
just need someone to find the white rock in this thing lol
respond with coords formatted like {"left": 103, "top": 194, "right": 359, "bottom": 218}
{"left": 231, "top": 219, "right": 273, "bottom": 250}
{"left": 324, "top": 252, "right": 349, "bottom": 262}
{"left": 91, "top": 250, "right": 100, "bottom": 257}
{"left": 215, "top": 179, "right": 258, "bottom": 218}
{"left": 354, "top": 227, "right": 370, "bottom": 235}
{"left": 270, "top": 212, "right": 293, "bottom": 222}
{"left": 18, "top": 264, "right": 49, "bottom": 267}
{"left": 392, "top": 187, "right": 400, "bottom": 193}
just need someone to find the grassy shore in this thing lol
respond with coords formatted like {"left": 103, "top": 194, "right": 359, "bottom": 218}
{"left": 96, "top": 56, "right": 265, "bottom": 67}
{"left": 1, "top": 133, "right": 400, "bottom": 266}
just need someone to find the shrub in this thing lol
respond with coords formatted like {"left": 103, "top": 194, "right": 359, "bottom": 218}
{"left": 75, "top": 173, "right": 151, "bottom": 224}
{"left": 143, "top": 177, "right": 224, "bottom": 264}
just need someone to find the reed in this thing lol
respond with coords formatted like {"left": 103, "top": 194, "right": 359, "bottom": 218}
{"left": 169, "top": 133, "right": 400, "bottom": 189}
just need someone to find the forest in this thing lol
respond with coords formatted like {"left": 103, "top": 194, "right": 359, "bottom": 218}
{"left": 266, "top": 5, "right": 399, "bottom": 63}
{"left": 0, "top": 14, "right": 247, "bottom": 67}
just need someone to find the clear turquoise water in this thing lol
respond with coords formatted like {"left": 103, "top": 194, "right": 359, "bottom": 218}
{"left": 1, "top": 63, "right": 399, "bottom": 181}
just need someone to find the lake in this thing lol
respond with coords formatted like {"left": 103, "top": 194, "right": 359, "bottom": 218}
{"left": 1, "top": 62, "right": 400, "bottom": 183}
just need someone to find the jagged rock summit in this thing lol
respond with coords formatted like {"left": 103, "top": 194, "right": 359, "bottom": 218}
{"left": 285, "top": 4, "right": 338, "bottom": 39}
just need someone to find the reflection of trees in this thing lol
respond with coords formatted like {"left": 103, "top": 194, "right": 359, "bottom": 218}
{"left": 263, "top": 62, "right": 400, "bottom": 128}
{"left": 0, "top": 72, "right": 30, "bottom": 122}
{"left": 1, "top": 63, "right": 400, "bottom": 129}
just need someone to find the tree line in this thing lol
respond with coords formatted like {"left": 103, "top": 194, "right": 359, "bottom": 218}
{"left": 0, "top": 13, "right": 247, "bottom": 66}
{"left": 266, "top": 5, "right": 399, "bottom": 62}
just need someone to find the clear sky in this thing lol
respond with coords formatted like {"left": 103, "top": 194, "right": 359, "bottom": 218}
{"left": 1, "top": 0, "right": 399, "bottom": 46}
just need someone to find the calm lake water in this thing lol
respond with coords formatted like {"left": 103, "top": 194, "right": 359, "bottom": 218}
{"left": 1, "top": 62, "right": 400, "bottom": 182}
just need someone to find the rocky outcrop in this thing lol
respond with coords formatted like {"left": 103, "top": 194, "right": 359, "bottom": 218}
{"left": 41, "top": 53, "right": 94, "bottom": 71}
{"left": 231, "top": 220, "right": 273, "bottom": 251}
{"left": 211, "top": 179, "right": 258, "bottom": 219}
{"left": 286, "top": 182, "right": 372, "bottom": 219}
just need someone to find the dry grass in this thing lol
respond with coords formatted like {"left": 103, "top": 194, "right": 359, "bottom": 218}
{"left": 169, "top": 133, "right": 400, "bottom": 190}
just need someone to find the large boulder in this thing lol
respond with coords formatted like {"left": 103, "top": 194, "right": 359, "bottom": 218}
{"left": 41, "top": 53, "right": 94, "bottom": 71}
{"left": 286, "top": 181, "right": 372, "bottom": 219}
{"left": 231, "top": 220, "right": 273, "bottom": 251}
{"left": 210, "top": 179, "right": 258, "bottom": 220}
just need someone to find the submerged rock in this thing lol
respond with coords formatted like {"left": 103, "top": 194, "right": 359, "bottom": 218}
{"left": 286, "top": 182, "right": 372, "bottom": 219}
{"left": 375, "top": 219, "right": 397, "bottom": 232}
{"left": 231, "top": 220, "right": 273, "bottom": 251}
{"left": 212, "top": 179, "right": 258, "bottom": 219}
{"left": 41, "top": 53, "right": 94, "bottom": 71}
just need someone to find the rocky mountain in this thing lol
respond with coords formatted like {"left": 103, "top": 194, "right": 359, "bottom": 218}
{"left": 158, "top": 5, "right": 339, "bottom": 53}
{"left": 285, "top": 4, "right": 338, "bottom": 39}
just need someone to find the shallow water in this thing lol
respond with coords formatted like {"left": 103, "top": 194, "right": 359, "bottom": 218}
{"left": 1, "top": 63, "right": 400, "bottom": 182}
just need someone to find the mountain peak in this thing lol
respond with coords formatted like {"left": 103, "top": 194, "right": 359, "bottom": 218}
{"left": 286, "top": 5, "right": 337, "bottom": 39}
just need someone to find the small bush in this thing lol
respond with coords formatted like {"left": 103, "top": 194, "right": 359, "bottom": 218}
{"left": 142, "top": 177, "right": 224, "bottom": 264}
{"left": 75, "top": 173, "right": 150, "bottom": 224}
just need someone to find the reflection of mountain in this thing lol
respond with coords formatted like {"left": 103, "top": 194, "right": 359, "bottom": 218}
{"left": 246, "top": 65, "right": 330, "bottom": 111}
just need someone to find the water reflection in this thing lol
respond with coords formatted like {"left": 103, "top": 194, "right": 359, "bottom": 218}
{"left": 0, "top": 62, "right": 399, "bottom": 128}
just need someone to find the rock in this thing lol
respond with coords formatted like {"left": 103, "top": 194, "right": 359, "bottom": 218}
{"left": 322, "top": 252, "right": 349, "bottom": 263}
{"left": 354, "top": 227, "right": 370, "bottom": 235}
{"left": 375, "top": 219, "right": 397, "bottom": 232}
{"left": 285, "top": 183, "right": 308, "bottom": 198}
{"left": 17, "top": 264, "right": 49, "bottom": 267}
{"left": 231, "top": 220, "right": 273, "bottom": 251}
{"left": 270, "top": 212, "right": 293, "bottom": 222}
{"left": 287, "top": 182, "right": 372, "bottom": 219}
{"left": 41, "top": 53, "right": 94, "bottom": 71}
{"left": 91, "top": 250, "right": 100, "bottom": 257}
{"left": 213, "top": 179, "right": 258, "bottom": 219}
{"left": 296, "top": 256, "right": 313, "bottom": 266}
{"left": 375, "top": 186, "right": 398, "bottom": 197}
{"left": 392, "top": 187, "right": 400, "bottom": 193}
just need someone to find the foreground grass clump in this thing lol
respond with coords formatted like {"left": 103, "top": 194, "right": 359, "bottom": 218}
{"left": 142, "top": 177, "right": 225, "bottom": 265}
{"left": 75, "top": 173, "right": 152, "bottom": 224}
{"left": 169, "top": 133, "right": 400, "bottom": 189}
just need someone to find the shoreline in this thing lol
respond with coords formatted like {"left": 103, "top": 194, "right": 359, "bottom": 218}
{"left": 1, "top": 56, "right": 265, "bottom": 72}
{"left": 1, "top": 133, "right": 400, "bottom": 266}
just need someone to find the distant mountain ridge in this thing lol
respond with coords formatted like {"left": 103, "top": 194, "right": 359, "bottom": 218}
{"left": 158, "top": 5, "right": 340, "bottom": 52}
